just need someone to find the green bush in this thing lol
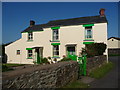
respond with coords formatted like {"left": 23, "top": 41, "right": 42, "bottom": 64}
{"left": 41, "top": 57, "right": 50, "bottom": 64}
{"left": 61, "top": 57, "right": 72, "bottom": 61}
{"left": 82, "top": 43, "right": 107, "bottom": 57}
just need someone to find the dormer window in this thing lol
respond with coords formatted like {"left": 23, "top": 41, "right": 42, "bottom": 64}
{"left": 28, "top": 32, "right": 33, "bottom": 41}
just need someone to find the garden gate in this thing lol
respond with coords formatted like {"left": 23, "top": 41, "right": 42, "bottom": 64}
{"left": 78, "top": 55, "right": 87, "bottom": 76}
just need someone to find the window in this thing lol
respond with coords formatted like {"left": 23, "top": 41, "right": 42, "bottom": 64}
{"left": 53, "top": 45, "right": 59, "bottom": 57}
{"left": 28, "top": 32, "right": 33, "bottom": 40}
{"left": 53, "top": 29, "right": 59, "bottom": 41}
{"left": 17, "top": 50, "right": 20, "bottom": 55}
{"left": 85, "top": 26, "right": 92, "bottom": 39}
{"left": 28, "top": 50, "right": 33, "bottom": 58}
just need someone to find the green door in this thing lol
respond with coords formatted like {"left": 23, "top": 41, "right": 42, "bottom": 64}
{"left": 67, "top": 47, "right": 77, "bottom": 61}
{"left": 36, "top": 48, "right": 41, "bottom": 64}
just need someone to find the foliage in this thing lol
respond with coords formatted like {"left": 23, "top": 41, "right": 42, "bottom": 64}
{"left": 89, "top": 62, "right": 114, "bottom": 79}
{"left": 81, "top": 43, "right": 107, "bottom": 57}
{"left": 61, "top": 57, "right": 72, "bottom": 61}
{"left": 41, "top": 57, "right": 50, "bottom": 64}
{"left": 62, "top": 80, "right": 89, "bottom": 88}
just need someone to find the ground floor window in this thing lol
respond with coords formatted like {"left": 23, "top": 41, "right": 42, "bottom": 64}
{"left": 16, "top": 50, "right": 20, "bottom": 55}
{"left": 27, "top": 50, "right": 33, "bottom": 58}
{"left": 53, "top": 45, "right": 59, "bottom": 57}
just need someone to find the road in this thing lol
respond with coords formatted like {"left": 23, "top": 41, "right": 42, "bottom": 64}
{"left": 89, "top": 56, "right": 119, "bottom": 88}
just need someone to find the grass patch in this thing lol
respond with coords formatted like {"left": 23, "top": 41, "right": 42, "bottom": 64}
{"left": 2, "top": 64, "right": 25, "bottom": 72}
{"left": 62, "top": 80, "right": 89, "bottom": 88}
{"left": 89, "top": 62, "right": 114, "bottom": 79}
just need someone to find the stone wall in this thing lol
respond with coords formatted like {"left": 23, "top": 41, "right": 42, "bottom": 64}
{"left": 108, "top": 48, "right": 120, "bottom": 55}
{"left": 86, "top": 55, "right": 107, "bottom": 75}
{"left": 2, "top": 61, "right": 79, "bottom": 89}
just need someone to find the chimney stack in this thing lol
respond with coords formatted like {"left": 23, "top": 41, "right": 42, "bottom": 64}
{"left": 30, "top": 20, "right": 35, "bottom": 27}
{"left": 99, "top": 8, "right": 105, "bottom": 17}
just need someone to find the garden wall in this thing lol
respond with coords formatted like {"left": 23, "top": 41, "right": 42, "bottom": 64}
{"left": 86, "top": 55, "right": 107, "bottom": 75}
{"left": 2, "top": 61, "right": 79, "bottom": 89}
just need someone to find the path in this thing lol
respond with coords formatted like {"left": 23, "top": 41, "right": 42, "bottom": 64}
{"left": 88, "top": 56, "right": 119, "bottom": 88}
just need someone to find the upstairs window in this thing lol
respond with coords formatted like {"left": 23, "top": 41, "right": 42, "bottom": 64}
{"left": 53, "top": 29, "right": 59, "bottom": 41}
{"left": 28, "top": 32, "right": 33, "bottom": 41}
{"left": 85, "top": 26, "right": 92, "bottom": 39}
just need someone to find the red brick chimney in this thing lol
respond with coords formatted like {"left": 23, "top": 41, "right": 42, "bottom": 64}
{"left": 30, "top": 20, "right": 35, "bottom": 27}
{"left": 99, "top": 8, "right": 105, "bottom": 17}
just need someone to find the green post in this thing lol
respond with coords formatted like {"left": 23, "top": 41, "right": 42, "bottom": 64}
{"left": 83, "top": 55, "right": 87, "bottom": 76}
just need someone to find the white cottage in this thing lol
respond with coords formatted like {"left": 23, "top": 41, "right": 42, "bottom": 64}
{"left": 5, "top": 9, "right": 108, "bottom": 64}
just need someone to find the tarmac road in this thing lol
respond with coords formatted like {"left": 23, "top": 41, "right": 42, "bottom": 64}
{"left": 89, "top": 56, "right": 119, "bottom": 88}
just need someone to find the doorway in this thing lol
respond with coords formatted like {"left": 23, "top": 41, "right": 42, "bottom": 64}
{"left": 66, "top": 44, "right": 77, "bottom": 61}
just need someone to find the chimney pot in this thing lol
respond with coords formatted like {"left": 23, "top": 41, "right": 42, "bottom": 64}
{"left": 30, "top": 20, "right": 35, "bottom": 27}
{"left": 99, "top": 8, "right": 105, "bottom": 17}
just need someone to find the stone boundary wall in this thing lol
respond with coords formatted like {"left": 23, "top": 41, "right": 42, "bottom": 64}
{"left": 86, "top": 55, "right": 107, "bottom": 75}
{"left": 108, "top": 48, "right": 120, "bottom": 55}
{"left": 2, "top": 61, "right": 79, "bottom": 89}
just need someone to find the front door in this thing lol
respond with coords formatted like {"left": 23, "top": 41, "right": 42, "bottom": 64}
{"left": 35, "top": 47, "right": 43, "bottom": 64}
{"left": 67, "top": 46, "right": 77, "bottom": 61}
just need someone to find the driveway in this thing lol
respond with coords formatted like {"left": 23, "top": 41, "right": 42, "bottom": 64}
{"left": 89, "top": 56, "right": 119, "bottom": 88}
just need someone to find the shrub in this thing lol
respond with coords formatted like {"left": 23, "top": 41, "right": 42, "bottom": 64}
{"left": 41, "top": 57, "right": 50, "bottom": 64}
{"left": 81, "top": 43, "right": 107, "bottom": 57}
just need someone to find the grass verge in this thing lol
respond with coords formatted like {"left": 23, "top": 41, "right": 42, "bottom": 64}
{"left": 89, "top": 61, "right": 114, "bottom": 79}
{"left": 2, "top": 64, "right": 25, "bottom": 72}
{"left": 62, "top": 80, "right": 90, "bottom": 88}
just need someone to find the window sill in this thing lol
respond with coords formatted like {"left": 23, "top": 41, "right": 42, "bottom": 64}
{"left": 27, "top": 40, "right": 33, "bottom": 42}
{"left": 27, "top": 57, "right": 33, "bottom": 59}
{"left": 52, "top": 56, "right": 60, "bottom": 58}
{"left": 83, "top": 39, "right": 94, "bottom": 41}
{"left": 50, "top": 40, "right": 60, "bottom": 42}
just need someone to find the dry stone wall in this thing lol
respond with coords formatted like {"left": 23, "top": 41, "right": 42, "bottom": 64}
{"left": 2, "top": 61, "right": 79, "bottom": 89}
{"left": 86, "top": 55, "right": 107, "bottom": 75}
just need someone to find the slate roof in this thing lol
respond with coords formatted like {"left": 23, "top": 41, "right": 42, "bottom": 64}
{"left": 108, "top": 37, "right": 120, "bottom": 41}
{"left": 21, "top": 15, "right": 108, "bottom": 33}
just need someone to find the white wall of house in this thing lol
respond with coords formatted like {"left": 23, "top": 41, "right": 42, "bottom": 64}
{"left": 5, "top": 22, "right": 108, "bottom": 64}
{"left": 108, "top": 38, "right": 120, "bottom": 49}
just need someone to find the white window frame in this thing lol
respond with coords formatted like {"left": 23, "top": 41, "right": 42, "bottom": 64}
{"left": 85, "top": 27, "right": 93, "bottom": 39}
{"left": 53, "top": 45, "right": 59, "bottom": 57}
{"left": 16, "top": 50, "right": 20, "bottom": 55}
{"left": 28, "top": 32, "right": 33, "bottom": 40}
{"left": 53, "top": 29, "right": 59, "bottom": 41}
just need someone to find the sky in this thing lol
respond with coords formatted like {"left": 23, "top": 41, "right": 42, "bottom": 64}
{"left": 2, "top": 2, "right": 119, "bottom": 44}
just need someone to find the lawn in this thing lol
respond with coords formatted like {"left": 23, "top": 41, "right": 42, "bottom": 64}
{"left": 2, "top": 63, "right": 25, "bottom": 72}
{"left": 89, "top": 61, "right": 114, "bottom": 79}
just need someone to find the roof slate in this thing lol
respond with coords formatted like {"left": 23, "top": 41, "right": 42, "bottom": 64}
{"left": 21, "top": 15, "right": 108, "bottom": 33}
